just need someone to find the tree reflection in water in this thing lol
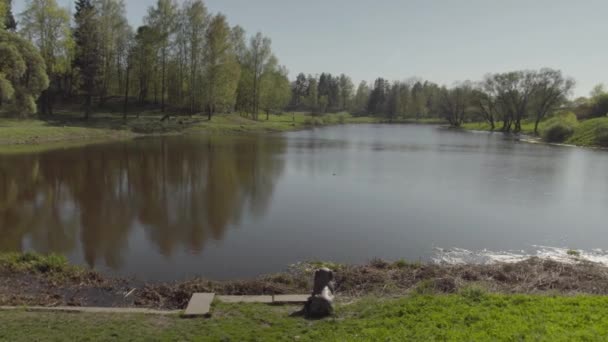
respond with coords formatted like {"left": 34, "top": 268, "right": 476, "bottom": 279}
{"left": 0, "top": 135, "right": 285, "bottom": 270}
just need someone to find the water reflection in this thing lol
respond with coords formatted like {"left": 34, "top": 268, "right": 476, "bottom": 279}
{"left": 0, "top": 135, "right": 285, "bottom": 269}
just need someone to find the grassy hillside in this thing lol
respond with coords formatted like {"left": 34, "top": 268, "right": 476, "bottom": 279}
{"left": 566, "top": 117, "right": 608, "bottom": 147}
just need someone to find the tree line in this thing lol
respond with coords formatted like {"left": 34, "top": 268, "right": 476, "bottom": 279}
{"left": 1, "top": 0, "right": 604, "bottom": 134}
{"left": 1, "top": 0, "right": 291, "bottom": 120}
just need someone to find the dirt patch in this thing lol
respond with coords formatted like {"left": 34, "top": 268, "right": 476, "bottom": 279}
{"left": 2, "top": 258, "right": 608, "bottom": 310}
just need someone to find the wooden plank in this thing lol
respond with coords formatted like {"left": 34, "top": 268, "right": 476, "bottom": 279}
{"left": 183, "top": 293, "right": 215, "bottom": 317}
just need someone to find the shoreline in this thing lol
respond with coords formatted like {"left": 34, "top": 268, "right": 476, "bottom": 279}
{"left": 2, "top": 253, "right": 608, "bottom": 311}
{"left": 461, "top": 116, "right": 608, "bottom": 150}
{"left": 0, "top": 112, "right": 378, "bottom": 153}
{"left": 0, "top": 113, "right": 449, "bottom": 153}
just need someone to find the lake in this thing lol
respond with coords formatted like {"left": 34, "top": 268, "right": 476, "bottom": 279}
{"left": 1, "top": 124, "right": 608, "bottom": 281}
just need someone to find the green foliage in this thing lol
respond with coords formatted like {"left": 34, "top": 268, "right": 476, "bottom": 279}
{"left": 203, "top": 13, "right": 240, "bottom": 117}
{"left": 0, "top": 30, "right": 49, "bottom": 115}
{"left": 542, "top": 122, "right": 574, "bottom": 143}
{"left": 1, "top": 0, "right": 16, "bottom": 31}
{"left": 413, "top": 279, "right": 436, "bottom": 295}
{"left": 0, "top": 252, "right": 68, "bottom": 273}
{"left": 0, "top": 0, "right": 5, "bottom": 29}
{"left": 590, "top": 93, "right": 608, "bottom": 118}
{"left": 541, "top": 112, "right": 579, "bottom": 143}
{"left": 595, "top": 127, "right": 608, "bottom": 147}
{"left": 566, "top": 117, "right": 608, "bottom": 147}
{"left": 567, "top": 249, "right": 580, "bottom": 257}
{"left": 459, "top": 285, "right": 488, "bottom": 303}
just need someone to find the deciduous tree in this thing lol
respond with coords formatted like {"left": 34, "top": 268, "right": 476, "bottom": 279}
{"left": 19, "top": 0, "right": 71, "bottom": 115}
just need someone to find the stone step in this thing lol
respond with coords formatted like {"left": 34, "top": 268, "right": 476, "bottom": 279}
{"left": 273, "top": 295, "right": 310, "bottom": 304}
{"left": 216, "top": 295, "right": 273, "bottom": 304}
{"left": 183, "top": 293, "right": 215, "bottom": 317}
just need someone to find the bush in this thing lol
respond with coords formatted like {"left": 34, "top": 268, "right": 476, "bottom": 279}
{"left": 596, "top": 127, "right": 608, "bottom": 147}
{"left": 591, "top": 94, "right": 608, "bottom": 118}
{"left": 542, "top": 122, "right": 574, "bottom": 143}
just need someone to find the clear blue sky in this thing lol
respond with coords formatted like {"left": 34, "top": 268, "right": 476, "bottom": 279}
{"left": 15, "top": 0, "right": 608, "bottom": 97}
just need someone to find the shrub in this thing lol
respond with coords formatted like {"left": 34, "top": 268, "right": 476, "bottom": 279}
{"left": 542, "top": 122, "right": 574, "bottom": 143}
{"left": 596, "top": 127, "right": 608, "bottom": 147}
{"left": 459, "top": 286, "right": 488, "bottom": 303}
{"left": 567, "top": 249, "right": 580, "bottom": 257}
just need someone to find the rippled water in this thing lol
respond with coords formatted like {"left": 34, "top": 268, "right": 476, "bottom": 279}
{"left": 2, "top": 124, "right": 608, "bottom": 281}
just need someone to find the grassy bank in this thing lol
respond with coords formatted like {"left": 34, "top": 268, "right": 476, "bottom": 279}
{"left": 0, "top": 111, "right": 379, "bottom": 151}
{"left": 462, "top": 114, "right": 608, "bottom": 148}
{"left": 2, "top": 293, "right": 608, "bottom": 341}
{"left": 3, "top": 253, "right": 608, "bottom": 340}
{"left": 4, "top": 252, "right": 608, "bottom": 311}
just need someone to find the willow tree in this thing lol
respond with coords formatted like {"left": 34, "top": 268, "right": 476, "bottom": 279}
{"left": 19, "top": 0, "right": 71, "bottom": 115}
{"left": 203, "top": 14, "right": 240, "bottom": 119}
{"left": 530, "top": 69, "right": 575, "bottom": 135}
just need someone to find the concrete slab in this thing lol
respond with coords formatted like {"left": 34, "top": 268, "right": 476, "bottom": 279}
{"left": 216, "top": 295, "right": 273, "bottom": 304}
{"left": 273, "top": 295, "right": 310, "bottom": 304}
{"left": 183, "top": 293, "right": 215, "bottom": 317}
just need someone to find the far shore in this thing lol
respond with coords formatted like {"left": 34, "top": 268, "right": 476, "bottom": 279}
{"left": 0, "top": 111, "right": 450, "bottom": 153}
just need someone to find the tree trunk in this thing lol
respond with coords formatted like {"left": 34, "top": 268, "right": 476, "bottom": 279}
{"left": 161, "top": 49, "right": 166, "bottom": 112}
{"left": 123, "top": 65, "right": 130, "bottom": 122}
{"left": 84, "top": 94, "right": 91, "bottom": 120}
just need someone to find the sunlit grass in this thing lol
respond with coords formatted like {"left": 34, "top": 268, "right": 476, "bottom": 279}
{"left": 2, "top": 293, "right": 608, "bottom": 341}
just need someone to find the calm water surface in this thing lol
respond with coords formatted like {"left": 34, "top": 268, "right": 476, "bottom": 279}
{"left": 2, "top": 124, "right": 608, "bottom": 281}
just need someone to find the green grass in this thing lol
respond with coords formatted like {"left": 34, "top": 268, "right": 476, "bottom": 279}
{"left": 0, "top": 111, "right": 380, "bottom": 150}
{"left": 0, "top": 118, "right": 132, "bottom": 146}
{"left": 566, "top": 117, "right": 608, "bottom": 147}
{"left": 0, "top": 252, "right": 75, "bottom": 275}
{"left": 186, "top": 112, "right": 379, "bottom": 135}
{"left": 461, "top": 120, "right": 538, "bottom": 135}
{"left": 2, "top": 293, "right": 608, "bottom": 341}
